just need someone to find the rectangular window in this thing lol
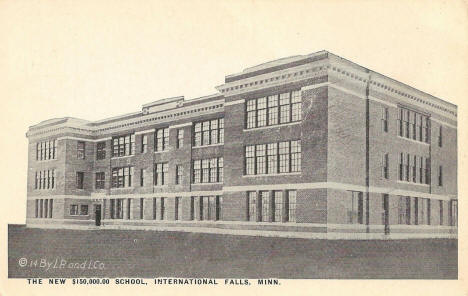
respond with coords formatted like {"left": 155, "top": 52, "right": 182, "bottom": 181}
{"left": 140, "top": 169, "right": 145, "bottom": 187}
{"left": 35, "top": 200, "right": 39, "bottom": 217}
{"left": 267, "top": 143, "right": 278, "bottom": 174}
{"left": 177, "top": 129, "right": 184, "bottom": 148}
{"left": 36, "top": 139, "right": 58, "bottom": 161}
{"left": 246, "top": 140, "right": 300, "bottom": 175}
{"left": 76, "top": 172, "right": 84, "bottom": 189}
{"left": 193, "top": 118, "right": 224, "bottom": 146}
{"left": 256, "top": 144, "right": 266, "bottom": 174}
{"left": 246, "top": 90, "right": 301, "bottom": 129}
{"left": 268, "top": 95, "right": 278, "bottom": 125}
{"left": 44, "top": 199, "right": 48, "bottom": 218}
{"left": 176, "top": 165, "right": 183, "bottom": 185}
{"left": 112, "top": 134, "right": 135, "bottom": 157}
{"left": 154, "top": 163, "right": 168, "bottom": 186}
{"left": 111, "top": 166, "right": 133, "bottom": 188}
{"left": 96, "top": 141, "right": 106, "bottom": 160}
{"left": 245, "top": 146, "right": 255, "bottom": 175}
{"left": 193, "top": 157, "right": 223, "bottom": 183}
{"left": 175, "top": 197, "right": 181, "bottom": 220}
{"left": 152, "top": 198, "right": 157, "bottom": 220}
{"left": 290, "top": 140, "right": 301, "bottom": 172}
{"left": 155, "top": 128, "right": 169, "bottom": 152}
{"left": 450, "top": 200, "right": 457, "bottom": 227}
{"left": 70, "top": 205, "right": 79, "bottom": 216}
{"left": 95, "top": 172, "right": 105, "bottom": 189}
{"left": 287, "top": 190, "right": 296, "bottom": 222}
{"left": 438, "top": 126, "right": 443, "bottom": 147}
{"left": 248, "top": 191, "right": 257, "bottom": 222}
{"left": 193, "top": 160, "right": 201, "bottom": 183}
{"left": 382, "top": 153, "right": 389, "bottom": 179}
{"left": 274, "top": 191, "right": 283, "bottom": 222}
{"left": 140, "top": 198, "right": 144, "bottom": 219}
{"left": 190, "top": 197, "right": 195, "bottom": 220}
{"left": 398, "top": 107, "right": 429, "bottom": 143}
{"left": 349, "top": 191, "right": 363, "bottom": 224}
{"left": 438, "top": 165, "right": 443, "bottom": 186}
{"left": 160, "top": 197, "right": 166, "bottom": 220}
{"left": 398, "top": 196, "right": 411, "bottom": 225}
{"left": 80, "top": 205, "right": 88, "bottom": 215}
{"left": 49, "top": 199, "right": 53, "bottom": 218}
{"left": 382, "top": 107, "right": 388, "bottom": 132}
{"left": 425, "top": 158, "right": 431, "bottom": 185}
{"left": 141, "top": 135, "right": 148, "bottom": 153}
{"left": 77, "top": 141, "right": 85, "bottom": 159}
{"left": 279, "top": 141, "right": 290, "bottom": 173}
{"left": 260, "top": 191, "right": 270, "bottom": 222}
{"left": 257, "top": 97, "right": 267, "bottom": 127}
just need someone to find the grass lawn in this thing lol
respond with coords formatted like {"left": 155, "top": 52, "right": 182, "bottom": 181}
{"left": 8, "top": 224, "right": 457, "bottom": 279}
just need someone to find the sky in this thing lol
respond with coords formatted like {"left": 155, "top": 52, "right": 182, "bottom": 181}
{"left": 0, "top": 0, "right": 467, "bottom": 225}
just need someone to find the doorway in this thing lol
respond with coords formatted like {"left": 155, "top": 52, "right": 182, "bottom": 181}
{"left": 94, "top": 204, "right": 102, "bottom": 226}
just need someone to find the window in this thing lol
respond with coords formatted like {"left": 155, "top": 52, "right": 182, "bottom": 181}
{"left": 80, "top": 205, "right": 88, "bottom": 215}
{"left": 290, "top": 140, "right": 301, "bottom": 172}
{"left": 154, "top": 163, "right": 168, "bottom": 185}
{"left": 95, "top": 172, "right": 105, "bottom": 189}
{"left": 260, "top": 191, "right": 270, "bottom": 222}
{"left": 349, "top": 191, "right": 363, "bottom": 224}
{"left": 439, "top": 200, "right": 444, "bottom": 225}
{"left": 110, "top": 199, "right": 124, "bottom": 219}
{"left": 111, "top": 167, "right": 134, "bottom": 188}
{"left": 413, "top": 197, "right": 419, "bottom": 225}
{"left": 274, "top": 191, "right": 283, "bottom": 222}
{"left": 425, "top": 158, "right": 431, "bottom": 185}
{"left": 175, "top": 197, "right": 182, "bottom": 220}
{"left": 382, "top": 153, "right": 389, "bottom": 179}
{"left": 35, "top": 169, "right": 55, "bottom": 190}
{"left": 398, "top": 196, "right": 411, "bottom": 225}
{"left": 193, "top": 160, "right": 201, "bottom": 184}
{"left": 246, "top": 90, "right": 301, "bottom": 129}
{"left": 141, "top": 135, "right": 148, "bottom": 153}
{"left": 398, "top": 107, "right": 429, "bottom": 143}
{"left": 256, "top": 144, "right": 266, "bottom": 174}
{"left": 177, "top": 129, "right": 184, "bottom": 148}
{"left": 76, "top": 172, "right": 84, "bottom": 189}
{"left": 279, "top": 92, "right": 291, "bottom": 123}
{"left": 112, "top": 134, "right": 135, "bottom": 157}
{"left": 152, "top": 198, "right": 157, "bottom": 220}
{"left": 77, "top": 141, "right": 85, "bottom": 159}
{"left": 176, "top": 165, "right": 183, "bottom": 185}
{"left": 193, "top": 118, "right": 224, "bottom": 147}
{"left": 381, "top": 107, "right": 388, "bottom": 132}
{"left": 267, "top": 143, "right": 278, "bottom": 174}
{"left": 246, "top": 140, "right": 300, "bottom": 175}
{"left": 96, "top": 142, "right": 106, "bottom": 160}
{"left": 140, "top": 169, "right": 145, "bottom": 187}
{"left": 287, "top": 190, "right": 296, "bottom": 222}
{"left": 160, "top": 197, "right": 166, "bottom": 220}
{"left": 127, "top": 198, "right": 131, "bottom": 219}
{"left": 248, "top": 191, "right": 257, "bottom": 222}
{"left": 438, "top": 126, "right": 443, "bottom": 147}
{"left": 450, "top": 200, "right": 457, "bottom": 227}
{"left": 70, "top": 205, "right": 79, "bottom": 216}
{"left": 438, "top": 165, "right": 443, "bottom": 186}
{"left": 200, "top": 196, "right": 218, "bottom": 221}
{"left": 155, "top": 128, "right": 169, "bottom": 151}
{"left": 192, "top": 157, "right": 223, "bottom": 183}
{"left": 36, "top": 139, "right": 57, "bottom": 161}
{"left": 140, "top": 198, "right": 144, "bottom": 219}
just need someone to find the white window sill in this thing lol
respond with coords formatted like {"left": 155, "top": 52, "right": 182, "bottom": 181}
{"left": 111, "top": 154, "right": 135, "bottom": 159}
{"left": 35, "top": 159, "right": 58, "bottom": 163}
{"left": 243, "top": 121, "right": 301, "bottom": 132}
{"left": 192, "top": 143, "right": 224, "bottom": 149}
{"left": 110, "top": 187, "right": 134, "bottom": 190}
{"left": 397, "top": 136, "right": 430, "bottom": 146}
{"left": 192, "top": 182, "right": 224, "bottom": 185}
{"left": 154, "top": 150, "right": 170, "bottom": 154}
{"left": 243, "top": 172, "right": 301, "bottom": 177}
{"left": 396, "top": 180, "right": 430, "bottom": 187}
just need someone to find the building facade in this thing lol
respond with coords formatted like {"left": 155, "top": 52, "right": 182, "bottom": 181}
{"left": 26, "top": 51, "right": 458, "bottom": 238}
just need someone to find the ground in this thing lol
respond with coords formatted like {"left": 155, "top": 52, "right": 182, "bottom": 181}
{"left": 8, "top": 224, "right": 457, "bottom": 279}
